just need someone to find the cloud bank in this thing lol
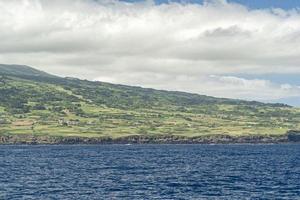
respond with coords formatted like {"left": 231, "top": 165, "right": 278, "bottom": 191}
{"left": 0, "top": 0, "right": 300, "bottom": 102}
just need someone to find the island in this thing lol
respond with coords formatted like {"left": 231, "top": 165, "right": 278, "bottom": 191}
{"left": 0, "top": 64, "right": 300, "bottom": 144}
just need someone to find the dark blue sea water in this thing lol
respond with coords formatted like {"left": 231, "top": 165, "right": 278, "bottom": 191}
{"left": 0, "top": 144, "right": 299, "bottom": 199}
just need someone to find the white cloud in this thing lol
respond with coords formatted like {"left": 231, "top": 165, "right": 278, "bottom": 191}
{"left": 0, "top": 0, "right": 300, "bottom": 102}
{"left": 207, "top": 75, "right": 300, "bottom": 101}
{"left": 94, "top": 73, "right": 300, "bottom": 101}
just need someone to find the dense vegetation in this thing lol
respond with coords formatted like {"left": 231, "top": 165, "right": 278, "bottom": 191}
{"left": 0, "top": 64, "right": 300, "bottom": 140}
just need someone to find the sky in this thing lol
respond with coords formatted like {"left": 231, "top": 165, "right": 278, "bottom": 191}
{"left": 0, "top": 0, "right": 300, "bottom": 106}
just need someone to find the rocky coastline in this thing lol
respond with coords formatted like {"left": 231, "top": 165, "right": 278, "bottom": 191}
{"left": 0, "top": 133, "right": 299, "bottom": 145}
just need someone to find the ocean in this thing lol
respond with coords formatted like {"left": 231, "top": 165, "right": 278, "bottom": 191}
{"left": 0, "top": 144, "right": 299, "bottom": 199}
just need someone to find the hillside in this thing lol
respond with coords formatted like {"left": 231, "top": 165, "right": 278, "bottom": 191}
{"left": 0, "top": 64, "right": 300, "bottom": 144}
{"left": 0, "top": 64, "right": 53, "bottom": 77}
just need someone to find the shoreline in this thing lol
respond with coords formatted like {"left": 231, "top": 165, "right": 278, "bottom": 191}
{"left": 1, "top": 134, "right": 299, "bottom": 145}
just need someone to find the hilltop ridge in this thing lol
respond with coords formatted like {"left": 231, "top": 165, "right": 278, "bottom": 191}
{"left": 0, "top": 64, "right": 54, "bottom": 78}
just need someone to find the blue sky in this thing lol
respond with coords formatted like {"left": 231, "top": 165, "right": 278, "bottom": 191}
{"left": 123, "top": 0, "right": 300, "bottom": 10}
{"left": 1, "top": 0, "right": 300, "bottom": 106}
{"left": 227, "top": 0, "right": 300, "bottom": 9}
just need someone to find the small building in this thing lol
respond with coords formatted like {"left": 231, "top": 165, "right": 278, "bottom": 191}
{"left": 58, "top": 119, "right": 79, "bottom": 126}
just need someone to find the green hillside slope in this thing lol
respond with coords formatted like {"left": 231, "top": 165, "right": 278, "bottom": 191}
{"left": 0, "top": 65, "right": 299, "bottom": 143}
{"left": 0, "top": 64, "right": 53, "bottom": 77}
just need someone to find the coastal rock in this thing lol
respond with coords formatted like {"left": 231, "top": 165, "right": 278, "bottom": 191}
{"left": 287, "top": 130, "right": 300, "bottom": 142}
{"left": 0, "top": 134, "right": 290, "bottom": 145}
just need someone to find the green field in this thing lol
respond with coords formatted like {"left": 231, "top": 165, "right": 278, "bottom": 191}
{"left": 0, "top": 64, "right": 300, "bottom": 140}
